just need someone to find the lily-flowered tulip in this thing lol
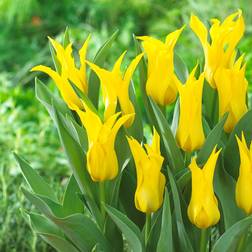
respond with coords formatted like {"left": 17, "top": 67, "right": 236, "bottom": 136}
{"left": 176, "top": 65, "right": 205, "bottom": 152}
{"left": 73, "top": 102, "right": 134, "bottom": 182}
{"left": 188, "top": 147, "right": 221, "bottom": 229}
{"left": 235, "top": 133, "right": 252, "bottom": 215}
{"left": 190, "top": 10, "right": 245, "bottom": 88}
{"left": 137, "top": 26, "right": 184, "bottom": 106}
{"left": 31, "top": 35, "right": 91, "bottom": 109}
{"left": 215, "top": 55, "right": 248, "bottom": 133}
{"left": 127, "top": 128, "right": 166, "bottom": 213}
{"left": 86, "top": 52, "right": 143, "bottom": 127}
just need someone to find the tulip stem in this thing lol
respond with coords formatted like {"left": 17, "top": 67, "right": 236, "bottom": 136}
{"left": 145, "top": 213, "right": 151, "bottom": 246}
{"left": 99, "top": 182, "right": 106, "bottom": 219}
{"left": 200, "top": 228, "right": 208, "bottom": 252}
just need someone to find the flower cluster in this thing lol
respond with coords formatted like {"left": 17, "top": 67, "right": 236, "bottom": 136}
{"left": 31, "top": 10, "right": 251, "bottom": 235}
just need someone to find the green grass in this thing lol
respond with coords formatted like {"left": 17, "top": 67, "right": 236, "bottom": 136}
{"left": 0, "top": 79, "right": 68, "bottom": 251}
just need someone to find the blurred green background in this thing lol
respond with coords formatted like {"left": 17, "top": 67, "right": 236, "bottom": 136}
{"left": 0, "top": 0, "right": 251, "bottom": 251}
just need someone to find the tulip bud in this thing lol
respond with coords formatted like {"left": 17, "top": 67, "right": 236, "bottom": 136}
{"left": 127, "top": 128, "right": 166, "bottom": 213}
{"left": 137, "top": 26, "right": 184, "bottom": 106}
{"left": 176, "top": 65, "right": 205, "bottom": 152}
{"left": 74, "top": 102, "right": 134, "bottom": 182}
{"left": 235, "top": 132, "right": 252, "bottom": 215}
{"left": 190, "top": 10, "right": 244, "bottom": 88}
{"left": 214, "top": 55, "right": 248, "bottom": 133}
{"left": 86, "top": 52, "right": 143, "bottom": 127}
{"left": 188, "top": 147, "right": 221, "bottom": 229}
{"left": 31, "top": 35, "right": 91, "bottom": 109}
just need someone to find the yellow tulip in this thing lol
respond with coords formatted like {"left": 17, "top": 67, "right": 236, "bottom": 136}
{"left": 214, "top": 55, "right": 248, "bottom": 133}
{"left": 86, "top": 52, "right": 143, "bottom": 127}
{"left": 188, "top": 147, "right": 221, "bottom": 229}
{"left": 73, "top": 102, "right": 134, "bottom": 182}
{"left": 31, "top": 35, "right": 91, "bottom": 109}
{"left": 137, "top": 26, "right": 184, "bottom": 106}
{"left": 235, "top": 132, "right": 252, "bottom": 215}
{"left": 127, "top": 128, "right": 166, "bottom": 213}
{"left": 190, "top": 10, "right": 245, "bottom": 88}
{"left": 176, "top": 65, "right": 205, "bottom": 152}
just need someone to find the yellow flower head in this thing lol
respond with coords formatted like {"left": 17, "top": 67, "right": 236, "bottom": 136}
{"left": 127, "top": 128, "right": 166, "bottom": 213}
{"left": 137, "top": 26, "right": 184, "bottom": 106}
{"left": 31, "top": 35, "right": 91, "bottom": 109}
{"left": 176, "top": 65, "right": 205, "bottom": 152}
{"left": 190, "top": 10, "right": 245, "bottom": 88}
{"left": 235, "top": 132, "right": 252, "bottom": 215}
{"left": 215, "top": 55, "right": 248, "bottom": 133}
{"left": 188, "top": 147, "right": 221, "bottom": 229}
{"left": 73, "top": 102, "right": 134, "bottom": 182}
{"left": 86, "top": 52, "right": 143, "bottom": 127}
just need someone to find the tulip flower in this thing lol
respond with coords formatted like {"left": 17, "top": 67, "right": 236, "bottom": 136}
{"left": 127, "top": 128, "right": 166, "bottom": 213}
{"left": 73, "top": 102, "right": 134, "bottom": 182}
{"left": 188, "top": 147, "right": 221, "bottom": 229}
{"left": 190, "top": 10, "right": 245, "bottom": 88}
{"left": 137, "top": 26, "right": 184, "bottom": 106}
{"left": 176, "top": 65, "right": 205, "bottom": 152}
{"left": 215, "top": 55, "right": 248, "bottom": 133}
{"left": 235, "top": 132, "right": 252, "bottom": 215}
{"left": 31, "top": 35, "right": 91, "bottom": 109}
{"left": 86, "top": 52, "right": 143, "bottom": 127}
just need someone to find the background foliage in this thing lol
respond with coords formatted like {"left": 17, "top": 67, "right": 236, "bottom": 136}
{"left": 0, "top": 0, "right": 252, "bottom": 251}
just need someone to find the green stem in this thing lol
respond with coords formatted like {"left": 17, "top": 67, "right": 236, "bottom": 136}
{"left": 184, "top": 151, "right": 191, "bottom": 166}
{"left": 99, "top": 182, "right": 106, "bottom": 220}
{"left": 145, "top": 213, "right": 151, "bottom": 246}
{"left": 200, "top": 228, "right": 208, "bottom": 252}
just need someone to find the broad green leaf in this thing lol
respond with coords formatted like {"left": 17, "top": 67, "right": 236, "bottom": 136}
{"left": 224, "top": 109, "right": 252, "bottom": 178}
{"left": 105, "top": 205, "right": 145, "bottom": 252}
{"left": 150, "top": 99, "right": 184, "bottom": 171}
{"left": 215, "top": 158, "right": 244, "bottom": 229}
{"left": 167, "top": 168, "right": 194, "bottom": 252}
{"left": 197, "top": 113, "right": 228, "bottom": 166}
{"left": 62, "top": 175, "right": 83, "bottom": 215}
{"left": 22, "top": 188, "right": 110, "bottom": 252}
{"left": 28, "top": 212, "right": 80, "bottom": 252}
{"left": 35, "top": 78, "right": 70, "bottom": 119}
{"left": 171, "top": 99, "right": 179, "bottom": 135}
{"left": 174, "top": 54, "right": 188, "bottom": 83}
{"left": 15, "top": 153, "right": 58, "bottom": 202}
{"left": 157, "top": 188, "right": 173, "bottom": 252}
{"left": 88, "top": 30, "right": 119, "bottom": 107}
{"left": 52, "top": 105, "right": 96, "bottom": 200}
{"left": 212, "top": 216, "right": 252, "bottom": 252}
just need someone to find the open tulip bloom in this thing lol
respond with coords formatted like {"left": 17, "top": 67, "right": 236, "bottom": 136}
{"left": 17, "top": 9, "right": 252, "bottom": 252}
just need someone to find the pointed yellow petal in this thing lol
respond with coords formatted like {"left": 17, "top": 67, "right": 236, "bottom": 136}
{"left": 112, "top": 51, "right": 127, "bottom": 74}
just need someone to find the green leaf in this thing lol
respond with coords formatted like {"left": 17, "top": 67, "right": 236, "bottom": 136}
{"left": 133, "top": 35, "right": 155, "bottom": 126}
{"left": 15, "top": 153, "right": 58, "bottom": 202}
{"left": 28, "top": 212, "right": 80, "bottom": 252}
{"left": 197, "top": 113, "right": 228, "bottom": 166}
{"left": 167, "top": 168, "right": 194, "bottom": 252}
{"left": 88, "top": 30, "right": 119, "bottom": 107}
{"left": 215, "top": 159, "right": 244, "bottom": 229}
{"left": 150, "top": 99, "right": 184, "bottom": 171}
{"left": 63, "top": 27, "right": 71, "bottom": 48}
{"left": 62, "top": 175, "right": 83, "bottom": 215}
{"left": 49, "top": 41, "right": 61, "bottom": 73}
{"left": 174, "top": 53, "right": 188, "bottom": 83}
{"left": 157, "top": 188, "right": 173, "bottom": 252}
{"left": 224, "top": 110, "right": 252, "bottom": 178}
{"left": 22, "top": 188, "right": 110, "bottom": 252}
{"left": 35, "top": 78, "right": 70, "bottom": 119}
{"left": 52, "top": 105, "right": 96, "bottom": 200}
{"left": 212, "top": 216, "right": 252, "bottom": 252}
{"left": 105, "top": 205, "right": 145, "bottom": 252}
